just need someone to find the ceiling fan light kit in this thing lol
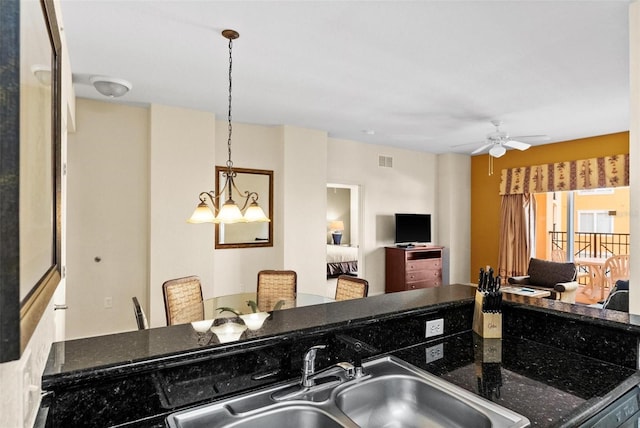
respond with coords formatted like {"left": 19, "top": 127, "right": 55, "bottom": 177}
{"left": 472, "top": 120, "right": 534, "bottom": 158}
{"left": 90, "top": 75, "right": 132, "bottom": 97}
{"left": 488, "top": 145, "right": 507, "bottom": 158}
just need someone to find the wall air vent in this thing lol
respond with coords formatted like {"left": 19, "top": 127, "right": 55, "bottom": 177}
{"left": 379, "top": 155, "right": 393, "bottom": 168}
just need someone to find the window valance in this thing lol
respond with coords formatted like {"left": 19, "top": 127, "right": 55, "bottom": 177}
{"left": 499, "top": 154, "right": 629, "bottom": 195}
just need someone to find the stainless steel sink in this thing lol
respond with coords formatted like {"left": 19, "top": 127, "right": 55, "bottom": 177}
{"left": 166, "top": 356, "right": 530, "bottom": 428}
{"left": 333, "top": 358, "right": 524, "bottom": 428}
{"left": 168, "top": 403, "right": 349, "bottom": 428}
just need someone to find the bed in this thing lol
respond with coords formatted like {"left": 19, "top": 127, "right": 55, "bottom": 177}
{"left": 326, "top": 245, "right": 358, "bottom": 278}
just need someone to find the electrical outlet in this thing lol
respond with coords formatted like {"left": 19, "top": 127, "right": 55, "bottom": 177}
{"left": 425, "top": 318, "right": 444, "bottom": 338}
{"left": 425, "top": 343, "right": 444, "bottom": 363}
{"left": 104, "top": 297, "right": 113, "bottom": 308}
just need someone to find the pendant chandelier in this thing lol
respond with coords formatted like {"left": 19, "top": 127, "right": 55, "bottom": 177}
{"left": 188, "top": 29, "right": 270, "bottom": 224}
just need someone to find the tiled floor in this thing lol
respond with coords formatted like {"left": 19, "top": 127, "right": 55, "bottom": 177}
{"left": 575, "top": 284, "right": 610, "bottom": 305}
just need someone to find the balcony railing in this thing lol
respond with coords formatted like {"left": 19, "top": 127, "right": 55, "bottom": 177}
{"left": 549, "top": 231, "right": 630, "bottom": 259}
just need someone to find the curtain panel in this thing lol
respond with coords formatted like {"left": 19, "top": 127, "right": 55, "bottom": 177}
{"left": 498, "top": 194, "right": 534, "bottom": 280}
{"left": 499, "top": 154, "right": 629, "bottom": 195}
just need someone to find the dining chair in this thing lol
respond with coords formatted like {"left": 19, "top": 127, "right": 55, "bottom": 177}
{"left": 335, "top": 275, "right": 369, "bottom": 301}
{"left": 162, "top": 275, "right": 204, "bottom": 325}
{"left": 604, "top": 255, "right": 630, "bottom": 290}
{"left": 131, "top": 297, "right": 149, "bottom": 330}
{"left": 256, "top": 270, "right": 297, "bottom": 312}
{"left": 551, "top": 249, "right": 566, "bottom": 262}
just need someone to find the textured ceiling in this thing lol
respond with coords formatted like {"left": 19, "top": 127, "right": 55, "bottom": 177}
{"left": 59, "top": 0, "right": 631, "bottom": 155}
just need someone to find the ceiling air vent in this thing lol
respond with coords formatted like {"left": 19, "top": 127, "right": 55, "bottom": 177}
{"left": 378, "top": 155, "right": 393, "bottom": 168}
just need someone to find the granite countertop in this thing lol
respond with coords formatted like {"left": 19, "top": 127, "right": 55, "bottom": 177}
{"left": 115, "top": 331, "right": 640, "bottom": 428}
{"left": 43, "top": 285, "right": 477, "bottom": 387}
{"left": 40, "top": 284, "right": 640, "bottom": 427}
{"left": 501, "top": 291, "right": 640, "bottom": 331}
{"left": 44, "top": 284, "right": 640, "bottom": 385}
{"left": 392, "top": 331, "right": 640, "bottom": 428}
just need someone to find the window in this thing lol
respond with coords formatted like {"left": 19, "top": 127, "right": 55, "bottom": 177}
{"left": 577, "top": 211, "right": 613, "bottom": 233}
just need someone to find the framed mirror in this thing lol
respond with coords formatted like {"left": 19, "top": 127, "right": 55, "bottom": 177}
{"left": 215, "top": 167, "right": 273, "bottom": 249}
{"left": 0, "top": 0, "right": 62, "bottom": 362}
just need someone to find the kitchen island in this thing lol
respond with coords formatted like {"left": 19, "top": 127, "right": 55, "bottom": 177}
{"left": 40, "top": 284, "right": 640, "bottom": 427}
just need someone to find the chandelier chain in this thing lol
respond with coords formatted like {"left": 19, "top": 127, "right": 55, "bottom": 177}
{"left": 188, "top": 29, "right": 269, "bottom": 224}
{"left": 227, "top": 37, "right": 233, "bottom": 170}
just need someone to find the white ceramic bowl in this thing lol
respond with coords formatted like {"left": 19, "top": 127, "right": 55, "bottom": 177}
{"left": 239, "top": 312, "right": 270, "bottom": 330}
{"left": 210, "top": 322, "right": 247, "bottom": 343}
{"left": 190, "top": 319, "right": 214, "bottom": 333}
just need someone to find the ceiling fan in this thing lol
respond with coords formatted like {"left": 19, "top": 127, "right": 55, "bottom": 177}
{"left": 472, "top": 120, "right": 542, "bottom": 158}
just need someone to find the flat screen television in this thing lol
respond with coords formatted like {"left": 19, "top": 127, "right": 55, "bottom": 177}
{"left": 394, "top": 213, "right": 432, "bottom": 244}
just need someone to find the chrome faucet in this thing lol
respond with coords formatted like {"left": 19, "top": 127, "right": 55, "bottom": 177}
{"left": 301, "top": 345, "right": 326, "bottom": 387}
{"left": 272, "top": 344, "right": 356, "bottom": 401}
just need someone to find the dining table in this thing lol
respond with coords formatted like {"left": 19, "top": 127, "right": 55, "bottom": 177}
{"left": 574, "top": 257, "right": 608, "bottom": 300}
{"left": 201, "top": 292, "right": 335, "bottom": 318}
{"left": 178, "top": 292, "right": 336, "bottom": 342}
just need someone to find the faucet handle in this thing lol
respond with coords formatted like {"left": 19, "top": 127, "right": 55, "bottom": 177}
{"left": 304, "top": 344, "right": 327, "bottom": 359}
{"left": 301, "top": 345, "right": 327, "bottom": 387}
{"left": 303, "top": 345, "right": 327, "bottom": 371}
{"left": 335, "top": 361, "right": 356, "bottom": 379}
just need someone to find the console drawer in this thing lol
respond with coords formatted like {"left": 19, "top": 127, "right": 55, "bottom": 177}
{"left": 407, "top": 280, "right": 441, "bottom": 289}
{"left": 406, "top": 259, "right": 441, "bottom": 271}
{"left": 406, "top": 269, "right": 442, "bottom": 283}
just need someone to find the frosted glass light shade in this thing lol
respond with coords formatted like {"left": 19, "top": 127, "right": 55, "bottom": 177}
{"left": 243, "top": 202, "right": 270, "bottom": 222}
{"left": 215, "top": 200, "right": 246, "bottom": 223}
{"left": 187, "top": 202, "right": 216, "bottom": 223}
{"left": 489, "top": 145, "right": 506, "bottom": 158}
{"left": 90, "top": 76, "right": 132, "bottom": 97}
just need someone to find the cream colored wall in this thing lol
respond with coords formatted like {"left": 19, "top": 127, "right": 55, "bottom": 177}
{"left": 149, "top": 105, "right": 217, "bottom": 327}
{"left": 66, "top": 99, "right": 150, "bottom": 337}
{"left": 283, "top": 126, "right": 329, "bottom": 296}
{"left": 326, "top": 138, "right": 439, "bottom": 295}
{"left": 437, "top": 153, "right": 471, "bottom": 284}
{"left": 212, "top": 122, "right": 283, "bottom": 294}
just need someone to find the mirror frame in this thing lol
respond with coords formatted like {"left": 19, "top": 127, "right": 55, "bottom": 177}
{"left": 214, "top": 166, "right": 273, "bottom": 249}
{"left": 0, "top": 0, "right": 62, "bottom": 362}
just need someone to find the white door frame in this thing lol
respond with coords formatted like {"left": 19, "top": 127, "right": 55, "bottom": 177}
{"left": 327, "top": 182, "right": 364, "bottom": 277}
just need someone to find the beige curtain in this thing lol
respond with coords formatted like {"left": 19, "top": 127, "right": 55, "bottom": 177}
{"left": 498, "top": 194, "right": 535, "bottom": 280}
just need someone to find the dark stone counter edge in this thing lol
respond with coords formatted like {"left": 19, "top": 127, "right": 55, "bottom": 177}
{"left": 43, "top": 284, "right": 640, "bottom": 390}
{"left": 42, "top": 298, "right": 471, "bottom": 389}
{"left": 503, "top": 293, "right": 640, "bottom": 333}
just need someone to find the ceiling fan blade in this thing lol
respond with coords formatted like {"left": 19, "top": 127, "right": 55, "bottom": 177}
{"left": 504, "top": 140, "right": 531, "bottom": 151}
{"left": 510, "top": 134, "right": 550, "bottom": 143}
{"left": 471, "top": 143, "right": 493, "bottom": 154}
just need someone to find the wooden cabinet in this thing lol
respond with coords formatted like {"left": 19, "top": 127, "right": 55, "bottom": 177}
{"left": 385, "top": 246, "right": 444, "bottom": 293}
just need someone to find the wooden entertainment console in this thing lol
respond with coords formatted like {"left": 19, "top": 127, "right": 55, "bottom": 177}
{"left": 385, "top": 246, "right": 444, "bottom": 293}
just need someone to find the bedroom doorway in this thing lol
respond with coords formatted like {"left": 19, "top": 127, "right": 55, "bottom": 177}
{"left": 326, "top": 183, "right": 362, "bottom": 297}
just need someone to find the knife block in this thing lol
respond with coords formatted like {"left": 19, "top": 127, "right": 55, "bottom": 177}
{"left": 473, "top": 334, "right": 503, "bottom": 401}
{"left": 472, "top": 290, "right": 502, "bottom": 339}
{"left": 473, "top": 333, "right": 502, "bottom": 363}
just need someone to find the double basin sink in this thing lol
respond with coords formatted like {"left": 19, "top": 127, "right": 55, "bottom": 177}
{"left": 166, "top": 355, "right": 530, "bottom": 428}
